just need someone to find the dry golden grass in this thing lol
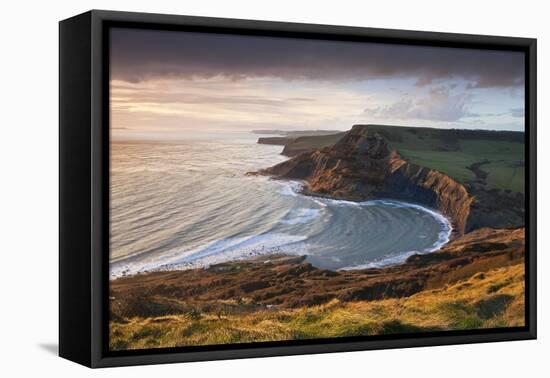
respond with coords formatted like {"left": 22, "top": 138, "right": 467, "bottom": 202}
{"left": 110, "top": 263, "right": 525, "bottom": 350}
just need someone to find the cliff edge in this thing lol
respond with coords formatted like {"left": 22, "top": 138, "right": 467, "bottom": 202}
{"left": 253, "top": 125, "right": 524, "bottom": 235}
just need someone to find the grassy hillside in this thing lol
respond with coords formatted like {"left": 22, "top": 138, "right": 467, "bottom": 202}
{"left": 370, "top": 125, "right": 524, "bottom": 193}
{"left": 288, "top": 133, "right": 344, "bottom": 150}
{"left": 282, "top": 125, "right": 525, "bottom": 193}
{"left": 110, "top": 263, "right": 524, "bottom": 350}
{"left": 282, "top": 133, "right": 345, "bottom": 155}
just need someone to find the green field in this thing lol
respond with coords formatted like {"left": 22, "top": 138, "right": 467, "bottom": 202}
{"left": 285, "top": 133, "right": 344, "bottom": 152}
{"left": 292, "top": 125, "right": 525, "bottom": 193}
{"left": 373, "top": 125, "right": 525, "bottom": 193}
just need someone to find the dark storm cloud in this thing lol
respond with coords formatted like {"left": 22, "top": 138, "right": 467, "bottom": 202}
{"left": 110, "top": 28, "right": 524, "bottom": 88}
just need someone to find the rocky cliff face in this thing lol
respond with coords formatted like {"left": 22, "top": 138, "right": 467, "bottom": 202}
{"left": 380, "top": 162, "right": 473, "bottom": 235}
{"left": 260, "top": 125, "right": 403, "bottom": 197}
{"left": 257, "top": 125, "right": 474, "bottom": 234}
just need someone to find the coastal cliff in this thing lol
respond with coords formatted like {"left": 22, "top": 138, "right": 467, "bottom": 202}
{"left": 255, "top": 125, "right": 474, "bottom": 234}
{"left": 252, "top": 124, "right": 526, "bottom": 235}
{"left": 108, "top": 125, "right": 527, "bottom": 350}
{"left": 257, "top": 132, "right": 345, "bottom": 156}
{"left": 257, "top": 136, "right": 296, "bottom": 146}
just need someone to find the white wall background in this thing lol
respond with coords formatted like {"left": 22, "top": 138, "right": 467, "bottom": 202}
{"left": 0, "top": 0, "right": 546, "bottom": 375}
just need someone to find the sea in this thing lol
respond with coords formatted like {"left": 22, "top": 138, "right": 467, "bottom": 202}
{"left": 109, "top": 131, "right": 452, "bottom": 278}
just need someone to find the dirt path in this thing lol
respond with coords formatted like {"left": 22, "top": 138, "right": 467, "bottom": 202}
{"left": 467, "top": 159, "right": 491, "bottom": 183}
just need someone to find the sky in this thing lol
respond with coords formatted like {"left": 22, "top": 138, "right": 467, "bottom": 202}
{"left": 110, "top": 28, "right": 525, "bottom": 140}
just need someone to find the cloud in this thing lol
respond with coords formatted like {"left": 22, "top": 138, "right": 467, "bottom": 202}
{"left": 110, "top": 28, "right": 524, "bottom": 89}
{"left": 510, "top": 107, "right": 525, "bottom": 118}
{"left": 363, "top": 86, "right": 472, "bottom": 122}
{"left": 109, "top": 78, "right": 367, "bottom": 132}
{"left": 465, "top": 108, "right": 525, "bottom": 119}
{"left": 464, "top": 111, "right": 508, "bottom": 118}
{"left": 110, "top": 79, "right": 323, "bottom": 111}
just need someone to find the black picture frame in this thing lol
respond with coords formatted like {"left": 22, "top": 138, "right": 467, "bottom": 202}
{"left": 59, "top": 9, "right": 537, "bottom": 368}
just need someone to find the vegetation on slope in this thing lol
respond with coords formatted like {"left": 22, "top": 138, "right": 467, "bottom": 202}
{"left": 273, "top": 125, "right": 525, "bottom": 193}
{"left": 379, "top": 128, "right": 525, "bottom": 193}
{"left": 281, "top": 133, "right": 345, "bottom": 156}
{"left": 109, "top": 125, "right": 527, "bottom": 351}
{"left": 110, "top": 264, "right": 524, "bottom": 350}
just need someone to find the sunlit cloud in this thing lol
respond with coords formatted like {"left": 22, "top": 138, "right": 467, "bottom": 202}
{"left": 364, "top": 86, "right": 473, "bottom": 122}
{"left": 109, "top": 30, "right": 525, "bottom": 140}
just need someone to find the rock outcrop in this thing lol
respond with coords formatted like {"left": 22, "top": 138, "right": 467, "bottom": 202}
{"left": 256, "top": 125, "right": 474, "bottom": 234}
{"left": 381, "top": 163, "right": 473, "bottom": 235}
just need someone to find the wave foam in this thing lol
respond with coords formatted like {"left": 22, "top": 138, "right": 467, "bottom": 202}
{"left": 110, "top": 233, "right": 308, "bottom": 278}
{"left": 277, "top": 180, "right": 304, "bottom": 197}
{"left": 280, "top": 208, "right": 322, "bottom": 225}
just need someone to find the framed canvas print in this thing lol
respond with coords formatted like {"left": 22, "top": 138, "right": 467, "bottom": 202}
{"left": 59, "top": 10, "right": 536, "bottom": 368}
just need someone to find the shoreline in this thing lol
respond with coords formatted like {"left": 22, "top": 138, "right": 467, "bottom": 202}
{"left": 110, "top": 136, "right": 456, "bottom": 280}
{"left": 285, "top": 179, "right": 454, "bottom": 270}
{"left": 110, "top": 178, "right": 454, "bottom": 280}
{"left": 298, "top": 183, "right": 462, "bottom": 241}
{"left": 109, "top": 227, "right": 525, "bottom": 350}
{"left": 107, "top": 127, "right": 526, "bottom": 349}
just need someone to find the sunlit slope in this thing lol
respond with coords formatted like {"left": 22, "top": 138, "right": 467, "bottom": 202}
{"left": 109, "top": 264, "right": 524, "bottom": 350}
